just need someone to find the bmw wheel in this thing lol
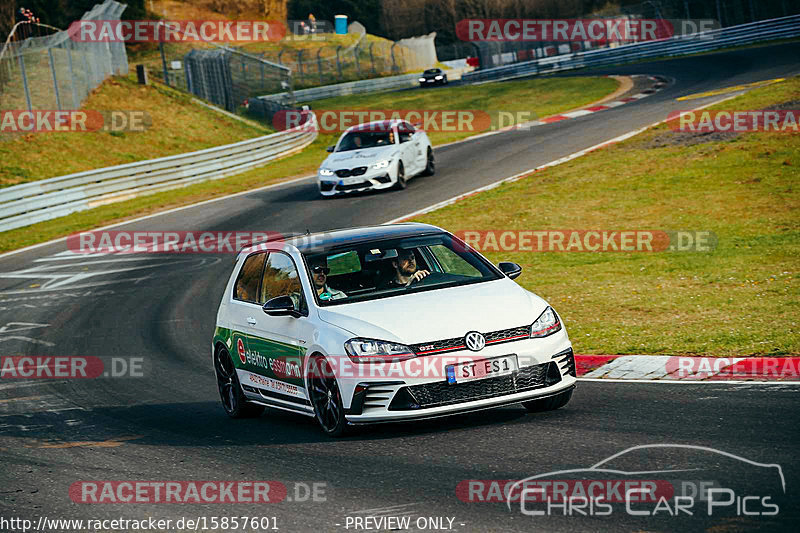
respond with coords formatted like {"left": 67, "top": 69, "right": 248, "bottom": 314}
{"left": 307, "top": 354, "right": 348, "bottom": 437}
{"left": 422, "top": 147, "right": 435, "bottom": 176}
{"left": 214, "top": 347, "right": 265, "bottom": 418}
{"left": 394, "top": 161, "right": 407, "bottom": 190}
{"left": 522, "top": 388, "right": 573, "bottom": 413}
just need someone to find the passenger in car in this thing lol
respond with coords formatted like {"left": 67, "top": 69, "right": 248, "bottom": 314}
{"left": 309, "top": 257, "right": 348, "bottom": 301}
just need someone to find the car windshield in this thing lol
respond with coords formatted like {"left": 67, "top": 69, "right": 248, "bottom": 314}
{"left": 302, "top": 234, "right": 503, "bottom": 306}
{"left": 337, "top": 130, "right": 394, "bottom": 152}
{"left": 424, "top": 69, "right": 440, "bottom": 75}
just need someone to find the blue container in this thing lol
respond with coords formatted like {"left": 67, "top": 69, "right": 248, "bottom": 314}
{"left": 335, "top": 15, "right": 348, "bottom": 34}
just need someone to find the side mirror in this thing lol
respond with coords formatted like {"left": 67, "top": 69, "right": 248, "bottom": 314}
{"left": 263, "top": 295, "right": 300, "bottom": 317}
{"left": 326, "top": 145, "right": 335, "bottom": 153}
{"left": 498, "top": 262, "right": 522, "bottom": 280}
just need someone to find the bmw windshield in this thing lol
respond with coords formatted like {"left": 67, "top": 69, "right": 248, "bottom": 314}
{"left": 302, "top": 234, "right": 503, "bottom": 306}
{"left": 336, "top": 130, "right": 395, "bottom": 152}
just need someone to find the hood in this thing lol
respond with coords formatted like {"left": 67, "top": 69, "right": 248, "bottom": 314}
{"left": 323, "top": 146, "right": 398, "bottom": 168}
{"left": 316, "top": 278, "right": 548, "bottom": 344}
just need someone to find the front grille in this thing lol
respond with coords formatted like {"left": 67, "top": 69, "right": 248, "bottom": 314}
{"left": 334, "top": 166, "right": 368, "bottom": 178}
{"left": 319, "top": 181, "right": 335, "bottom": 191}
{"left": 411, "top": 324, "right": 531, "bottom": 355}
{"left": 390, "top": 362, "right": 560, "bottom": 410}
{"left": 335, "top": 181, "right": 370, "bottom": 191}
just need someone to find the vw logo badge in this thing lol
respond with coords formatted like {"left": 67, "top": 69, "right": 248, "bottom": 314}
{"left": 465, "top": 331, "right": 486, "bottom": 352}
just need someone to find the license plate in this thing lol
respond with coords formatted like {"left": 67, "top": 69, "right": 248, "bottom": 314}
{"left": 446, "top": 355, "right": 518, "bottom": 385}
{"left": 339, "top": 177, "right": 362, "bottom": 185}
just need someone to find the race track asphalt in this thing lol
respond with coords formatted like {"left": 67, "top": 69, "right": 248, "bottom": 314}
{"left": 1, "top": 42, "right": 799, "bottom": 532}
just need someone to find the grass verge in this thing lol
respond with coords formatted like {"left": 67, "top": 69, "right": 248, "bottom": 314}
{"left": 0, "top": 76, "right": 619, "bottom": 254}
{"left": 0, "top": 75, "right": 271, "bottom": 187}
{"left": 413, "top": 77, "right": 800, "bottom": 356}
{"left": 306, "top": 76, "right": 619, "bottom": 145}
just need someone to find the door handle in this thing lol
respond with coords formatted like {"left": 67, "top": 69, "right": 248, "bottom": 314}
{"left": 246, "top": 317, "right": 257, "bottom": 326}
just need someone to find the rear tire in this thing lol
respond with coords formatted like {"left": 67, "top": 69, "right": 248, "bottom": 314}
{"left": 522, "top": 388, "right": 573, "bottom": 413}
{"left": 214, "top": 347, "right": 265, "bottom": 418}
{"left": 394, "top": 161, "right": 407, "bottom": 190}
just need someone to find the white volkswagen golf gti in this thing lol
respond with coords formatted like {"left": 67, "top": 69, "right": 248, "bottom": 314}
{"left": 317, "top": 120, "right": 435, "bottom": 196}
{"left": 212, "top": 223, "right": 575, "bottom": 436}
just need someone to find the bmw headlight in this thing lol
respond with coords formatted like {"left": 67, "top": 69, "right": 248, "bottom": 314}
{"left": 435, "top": 75, "right": 443, "bottom": 80}
{"left": 530, "top": 306, "right": 562, "bottom": 338}
{"left": 372, "top": 159, "right": 390, "bottom": 170}
{"left": 344, "top": 338, "right": 415, "bottom": 363}
{"left": 418, "top": 77, "right": 426, "bottom": 82}
{"left": 319, "top": 168, "right": 334, "bottom": 176}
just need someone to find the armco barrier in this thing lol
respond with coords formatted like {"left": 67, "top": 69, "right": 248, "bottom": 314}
{"left": 260, "top": 73, "right": 422, "bottom": 104}
{"left": 0, "top": 113, "right": 318, "bottom": 232}
{"left": 462, "top": 15, "right": 800, "bottom": 83}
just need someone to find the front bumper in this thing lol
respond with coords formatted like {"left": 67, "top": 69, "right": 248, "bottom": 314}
{"left": 318, "top": 165, "right": 397, "bottom": 196}
{"left": 342, "top": 343, "right": 576, "bottom": 423}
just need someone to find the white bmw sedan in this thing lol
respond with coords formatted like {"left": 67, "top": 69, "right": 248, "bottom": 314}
{"left": 317, "top": 120, "right": 435, "bottom": 197}
{"left": 212, "top": 223, "right": 575, "bottom": 436}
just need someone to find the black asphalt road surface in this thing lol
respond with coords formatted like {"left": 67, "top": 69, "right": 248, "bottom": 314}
{"left": 1, "top": 42, "right": 799, "bottom": 532}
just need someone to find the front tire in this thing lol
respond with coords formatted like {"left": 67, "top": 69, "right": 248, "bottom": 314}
{"left": 393, "top": 161, "right": 407, "bottom": 190}
{"left": 307, "top": 355, "right": 348, "bottom": 437}
{"left": 522, "top": 388, "right": 573, "bottom": 413}
{"left": 214, "top": 347, "right": 265, "bottom": 418}
{"left": 421, "top": 147, "right": 435, "bottom": 176}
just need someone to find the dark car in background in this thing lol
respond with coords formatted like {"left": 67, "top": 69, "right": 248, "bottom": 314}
{"left": 419, "top": 68, "right": 448, "bottom": 87}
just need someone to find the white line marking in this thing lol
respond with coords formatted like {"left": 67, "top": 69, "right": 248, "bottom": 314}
{"left": 562, "top": 109, "right": 594, "bottom": 118}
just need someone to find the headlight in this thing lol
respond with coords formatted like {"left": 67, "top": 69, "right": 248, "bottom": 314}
{"left": 435, "top": 75, "right": 443, "bottom": 80}
{"left": 418, "top": 77, "right": 426, "bottom": 82}
{"left": 319, "top": 168, "right": 334, "bottom": 176}
{"left": 344, "top": 338, "right": 415, "bottom": 363}
{"left": 530, "top": 306, "right": 562, "bottom": 338}
{"left": 372, "top": 159, "right": 390, "bottom": 170}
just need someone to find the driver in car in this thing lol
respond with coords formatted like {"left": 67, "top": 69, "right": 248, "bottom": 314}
{"left": 309, "top": 257, "right": 347, "bottom": 301}
{"left": 380, "top": 248, "right": 430, "bottom": 288}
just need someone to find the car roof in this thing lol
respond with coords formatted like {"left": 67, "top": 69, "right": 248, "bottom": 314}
{"left": 344, "top": 119, "right": 407, "bottom": 134}
{"left": 241, "top": 223, "right": 445, "bottom": 255}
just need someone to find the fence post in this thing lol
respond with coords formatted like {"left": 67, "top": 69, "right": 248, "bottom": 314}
{"left": 260, "top": 52, "right": 266, "bottom": 90}
{"left": 65, "top": 41, "right": 80, "bottom": 109}
{"left": 317, "top": 48, "right": 324, "bottom": 84}
{"left": 47, "top": 48, "right": 62, "bottom": 110}
{"left": 17, "top": 52, "right": 33, "bottom": 111}
{"left": 335, "top": 45, "right": 343, "bottom": 79}
{"left": 298, "top": 49, "right": 304, "bottom": 84}
{"left": 390, "top": 43, "right": 398, "bottom": 73}
{"left": 159, "top": 40, "right": 169, "bottom": 86}
{"left": 353, "top": 44, "right": 361, "bottom": 77}
{"left": 369, "top": 42, "right": 376, "bottom": 75}
{"left": 278, "top": 49, "right": 286, "bottom": 65}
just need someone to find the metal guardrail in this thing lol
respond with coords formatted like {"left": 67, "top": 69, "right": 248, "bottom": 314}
{"left": 0, "top": 113, "right": 318, "bottom": 232}
{"left": 462, "top": 15, "right": 800, "bottom": 83}
{"left": 260, "top": 73, "right": 422, "bottom": 104}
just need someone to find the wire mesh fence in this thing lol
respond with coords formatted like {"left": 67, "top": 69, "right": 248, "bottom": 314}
{"left": 0, "top": 0, "right": 128, "bottom": 113}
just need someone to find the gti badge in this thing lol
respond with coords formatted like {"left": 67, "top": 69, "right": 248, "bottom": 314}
{"left": 465, "top": 331, "right": 486, "bottom": 352}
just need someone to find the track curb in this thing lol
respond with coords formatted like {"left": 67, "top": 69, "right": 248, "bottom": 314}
{"left": 575, "top": 354, "right": 800, "bottom": 382}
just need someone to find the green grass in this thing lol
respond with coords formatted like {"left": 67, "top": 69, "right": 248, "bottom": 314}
{"left": 413, "top": 76, "right": 800, "bottom": 357}
{"left": 307, "top": 76, "right": 619, "bottom": 145}
{"left": 0, "top": 75, "right": 271, "bottom": 187}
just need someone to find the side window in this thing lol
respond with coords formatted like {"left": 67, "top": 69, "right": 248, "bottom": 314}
{"left": 234, "top": 252, "right": 266, "bottom": 303}
{"left": 398, "top": 124, "right": 414, "bottom": 143}
{"left": 429, "top": 245, "right": 482, "bottom": 277}
{"left": 259, "top": 252, "right": 305, "bottom": 311}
